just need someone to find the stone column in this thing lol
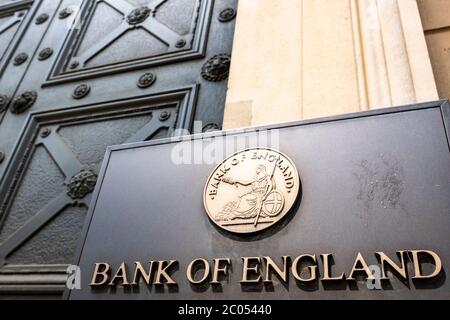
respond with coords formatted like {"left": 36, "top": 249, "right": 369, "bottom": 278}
{"left": 417, "top": 0, "right": 450, "bottom": 100}
{"left": 223, "top": 0, "right": 438, "bottom": 129}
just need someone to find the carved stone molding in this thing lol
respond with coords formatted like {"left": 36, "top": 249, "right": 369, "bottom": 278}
{"left": 127, "top": 6, "right": 151, "bottom": 25}
{"left": 223, "top": 0, "right": 438, "bottom": 129}
{"left": 218, "top": 8, "right": 236, "bottom": 22}
{"left": 354, "top": 0, "right": 438, "bottom": 108}
{"left": 0, "top": 94, "right": 10, "bottom": 113}
{"left": 38, "top": 48, "right": 53, "bottom": 61}
{"left": 67, "top": 169, "right": 98, "bottom": 199}
{"left": 72, "top": 84, "right": 91, "bottom": 99}
{"left": 201, "top": 54, "right": 231, "bottom": 82}
{"left": 0, "top": 264, "right": 68, "bottom": 295}
{"left": 13, "top": 53, "right": 28, "bottom": 66}
{"left": 10, "top": 91, "right": 37, "bottom": 114}
{"left": 137, "top": 72, "right": 157, "bottom": 88}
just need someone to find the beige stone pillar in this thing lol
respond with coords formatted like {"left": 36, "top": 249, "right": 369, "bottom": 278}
{"left": 223, "top": 0, "right": 303, "bottom": 128}
{"left": 417, "top": 0, "right": 450, "bottom": 100}
{"left": 223, "top": 0, "right": 438, "bottom": 129}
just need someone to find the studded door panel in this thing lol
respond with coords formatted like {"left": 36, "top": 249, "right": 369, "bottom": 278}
{"left": 0, "top": 98, "right": 181, "bottom": 266}
{"left": 0, "top": 0, "right": 236, "bottom": 295}
{"left": 52, "top": 0, "right": 209, "bottom": 78}
{"left": 0, "top": 1, "right": 29, "bottom": 74}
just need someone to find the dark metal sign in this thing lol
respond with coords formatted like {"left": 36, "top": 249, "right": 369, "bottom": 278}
{"left": 67, "top": 101, "right": 450, "bottom": 299}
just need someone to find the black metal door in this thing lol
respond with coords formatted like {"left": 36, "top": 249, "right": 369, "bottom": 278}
{"left": 0, "top": 0, "right": 236, "bottom": 295}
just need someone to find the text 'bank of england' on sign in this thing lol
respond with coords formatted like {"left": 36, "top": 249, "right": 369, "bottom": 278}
{"left": 89, "top": 250, "right": 443, "bottom": 287}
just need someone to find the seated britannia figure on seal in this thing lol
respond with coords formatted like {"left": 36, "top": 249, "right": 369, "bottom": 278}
{"left": 215, "top": 165, "right": 276, "bottom": 221}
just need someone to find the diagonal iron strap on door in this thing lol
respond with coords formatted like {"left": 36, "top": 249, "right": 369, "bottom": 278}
{"left": 71, "top": 0, "right": 189, "bottom": 68}
{"left": 0, "top": 12, "right": 21, "bottom": 35}
{"left": 0, "top": 0, "right": 237, "bottom": 294}
{"left": 0, "top": 106, "right": 178, "bottom": 266}
{"left": 40, "top": 132, "right": 84, "bottom": 179}
{"left": 0, "top": 1, "right": 33, "bottom": 76}
{"left": 0, "top": 131, "right": 86, "bottom": 266}
{"left": 0, "top": 193, "right": 79, "bottom": 266}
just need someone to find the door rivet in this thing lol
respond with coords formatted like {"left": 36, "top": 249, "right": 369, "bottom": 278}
{"left": 69, "top": 61, "right": 80, "bottom": 69}
{"left": 59, "top": 8, "right": 73, "bottom": 19}
{"left": 40, "top": 128, "right": 51, "bottom": 138}
{"left": 218, "top": 8, "right": 236, "bottom": 22}
{"left": 159, "top": 111, "right": 171, "bottom": 121}
{"left": 175, "top": 39, "right": 186, "bottom": 48}
{"left": 72, "top": 84, "right": 91, "bottom": 99}
{"left": 35, "top": 13, "right": 49, "bottom": 25}
{"left": 201, "top": 54, "right": 231, "bottom": 82}
{"left": 13, "top": 53, "right": 28, "bottom": 66}
{"left": 10, "top": 91, "right": 37, "bottom": 114}
{"left": 137, "top": 72, "right": 157, "bottom": 88}
{"left": 38, "top": 48, "right": 54, "bottom": 61}
{"left": 0, "top": 94, "right": 10, "bottom": 113}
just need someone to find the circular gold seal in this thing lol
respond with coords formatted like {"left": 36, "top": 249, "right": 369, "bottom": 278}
{"left": 204, "top": 148, "right": 300, "bottom": 234}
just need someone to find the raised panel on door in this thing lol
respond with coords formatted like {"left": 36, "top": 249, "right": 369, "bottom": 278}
{"left": 1, "top": 0, "right": 236, "bottom": 174}
{"left": 0, "top": 1, "right": 30, "bottom": 75}
{"left": 49, "top": 0, "right": 210, "bottom": 81}
{"left": 0, "top": 0, "right": 62, "bottom": 135}
{"left": 0, "top": 0, "right": 38, "bottom": 118}
{"left": 0, "top": 88, "right": 196, "bottom": 297}
{"left": 0, "top": 0, "right": 236, "bottom": 297}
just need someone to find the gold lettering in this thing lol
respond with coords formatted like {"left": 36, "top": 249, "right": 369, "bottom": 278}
{"left": 268, "top": 154, "right": 277, "bottom": 162}
{"left": 218, "top": 165, "right": 230, "bottom": 176}
{"left": 263, "top": 256, "right": 289, "bottom": 283}
{"left": 258, "top": 152, "right": 268, "bottom": 160}
{"left": 240, "top": 257, "right": 262, "bottom": 283}
{"left": 375, "top": 251, "right": 407, "bottom": 280}
{"left": 90, "top": 263, "right": 110, "bottom": 286}
{"left": 410, "top": 250, "right": 442, "bottom": 280}
{"left": 154, "top": 260, "right": 178, "bottom": 285}
{"left": 320, "top": 254, "right": 345, "bottom": 281}
{"left": 109, "top": 262, "right": 130, "bottom": 286}
{"left": 347, "top": 252, "right": 374, "bottom": 281}
{"left": 131, "top": 261, "right": 155, "bottom": 285}
{"left": 186, "top": 258, "right": 210, "bottom": 284}
{"left": 211, "top": 258, "right": 231, "bottom": 284}
{"left": 292, "top": 255, "right": 317, "bottom": 282}
{"left": 284, "top": 170, "right": 292, "bottom": 178}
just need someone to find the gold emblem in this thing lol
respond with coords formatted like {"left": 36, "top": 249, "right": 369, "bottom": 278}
{"left": 204, "top": 148, "right": 300, "bottom": 234}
